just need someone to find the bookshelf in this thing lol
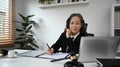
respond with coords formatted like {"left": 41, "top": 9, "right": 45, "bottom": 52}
{"left": 111, "top": 4, "right": 120, "bottom": 52}
{"left": 111, "top": 4, "right": 120, "bottom": 36}
{"left": 39, "top": 0, "right": 89, "bottom": 9}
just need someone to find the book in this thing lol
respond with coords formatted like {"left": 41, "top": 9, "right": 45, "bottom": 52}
{"left": 96, "top": 58, "right": 120, "bottom": 67}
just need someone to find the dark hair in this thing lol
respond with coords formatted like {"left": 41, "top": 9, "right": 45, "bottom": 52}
{"left": 65, "top": 13, "right": 87, "bottom": 35}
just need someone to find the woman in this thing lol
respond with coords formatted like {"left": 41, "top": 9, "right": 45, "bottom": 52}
{"left": 47, "top": 13, "right": 88, "bottom": 54}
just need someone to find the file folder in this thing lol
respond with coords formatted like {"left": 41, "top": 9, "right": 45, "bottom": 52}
{"left": 96, "top": 58, "right": 120, "bottom": 67}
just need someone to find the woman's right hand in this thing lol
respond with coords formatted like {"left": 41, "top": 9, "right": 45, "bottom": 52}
{"left": 66, "top": 29, "right": 72, "bottom": 38}
{"left": 46, "top": 48, "right": 54, "bottom": 55}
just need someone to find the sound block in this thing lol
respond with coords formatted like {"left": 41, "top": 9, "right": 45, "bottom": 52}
{"left": 64, "top": 61, "right": 84, "bottom": 67}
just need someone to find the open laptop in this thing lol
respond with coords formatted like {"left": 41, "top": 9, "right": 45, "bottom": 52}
{"left": 78, "top": 37, "right": 120, "bottom": 63}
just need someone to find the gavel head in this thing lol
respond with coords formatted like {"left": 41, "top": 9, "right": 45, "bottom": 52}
{"left": 69, "top": 52, "right": 77, "bottom": 61}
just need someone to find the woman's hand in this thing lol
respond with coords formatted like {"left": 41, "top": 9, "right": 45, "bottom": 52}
{"left": 46, "top": 48, "right": 54, "bottom": 55}
{"left": 66, "top": 29, "right": 72, "bottom": 38}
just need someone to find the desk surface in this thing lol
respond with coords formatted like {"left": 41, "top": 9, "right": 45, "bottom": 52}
{"left": 0, "top": 49, "right": 98, "bottom": 67}
{"left": 0, "top": 57, "right": 98, "bottom": 67}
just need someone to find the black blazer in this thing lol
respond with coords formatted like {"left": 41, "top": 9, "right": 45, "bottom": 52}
{"left": 51, "top": 32, "right": 88, "bottom": 54}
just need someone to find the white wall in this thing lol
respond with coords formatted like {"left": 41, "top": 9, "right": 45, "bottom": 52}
{"left": 15, "top": 0, "right": 116, "bottom": 49}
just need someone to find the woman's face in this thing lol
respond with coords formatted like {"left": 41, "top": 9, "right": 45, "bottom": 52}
{"left": 69, "top": 16, "right": 82, "bottom": 35}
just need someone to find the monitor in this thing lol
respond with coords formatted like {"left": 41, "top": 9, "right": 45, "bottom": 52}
{"left": 78, "top": 37, "right": 120, "bottom": 63}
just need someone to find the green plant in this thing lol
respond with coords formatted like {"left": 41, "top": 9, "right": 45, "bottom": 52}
{"left": 38, "top": 0, "right": 45, "bottom": 4}
{"left": 15, "top": 13, "right": 39, "bottom": 50}
{"left": 38, "top": 0, "right": 54, "bottom": 4}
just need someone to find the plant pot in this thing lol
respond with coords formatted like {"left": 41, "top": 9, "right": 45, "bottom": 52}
{"left": 116, "top": 0, "right": 120, "bottom": 3}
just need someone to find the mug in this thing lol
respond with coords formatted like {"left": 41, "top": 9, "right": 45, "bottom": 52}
{"left": 8, "top": 50, "right": 17, "bottom": 58}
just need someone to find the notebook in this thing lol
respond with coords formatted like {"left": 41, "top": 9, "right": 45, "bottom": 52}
{"left": 96, "top": 58, "right": 120, "bottom": 67}
{"left": 78, "top": 37, "right": 120, "bottom": 63}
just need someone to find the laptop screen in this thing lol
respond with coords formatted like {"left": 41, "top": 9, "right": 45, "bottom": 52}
{"left": 78, "top": 37, "right": 120, "bottom": 63}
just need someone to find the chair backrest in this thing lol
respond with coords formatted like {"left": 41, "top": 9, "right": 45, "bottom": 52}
{"left": 84, "top": 23, "right": 88, "bottom": 31}
{"left": 84, "top": 23, "right": 94, "bottom": 36}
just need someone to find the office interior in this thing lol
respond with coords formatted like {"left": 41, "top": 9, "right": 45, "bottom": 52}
{"left": 1, "top": 0, "right": 120, "bottom": 53}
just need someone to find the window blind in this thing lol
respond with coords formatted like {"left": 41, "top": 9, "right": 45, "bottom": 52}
{"left": 0, "top": 0, "right": 15, "bottom": 47}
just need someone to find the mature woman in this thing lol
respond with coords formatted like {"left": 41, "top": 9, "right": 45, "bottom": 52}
{"left": 47, "top": 13, "right": 89, "bottom": 54}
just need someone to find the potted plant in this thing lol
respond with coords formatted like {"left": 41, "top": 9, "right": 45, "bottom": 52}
{"left": 38, "top": 0, "right": 46, "bottom": 4}
{"left": 116, "top": 0, "right": 120, "bottom": 3}
{"left": 38, "top": 0, "right": 54, "bottom": 4}
{"left": 15, "top": 13, "right": 39, "bottom": 50}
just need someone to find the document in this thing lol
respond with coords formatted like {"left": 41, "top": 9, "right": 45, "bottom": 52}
{"left": 17, "top": 50, "right": 46, "bottom": 57}
{"left": 38, "top": 53, "right": 69, "bottom": 59}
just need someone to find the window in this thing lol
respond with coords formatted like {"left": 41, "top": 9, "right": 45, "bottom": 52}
{"left": 0, "top": 0, "right": 15, "bottom": 47}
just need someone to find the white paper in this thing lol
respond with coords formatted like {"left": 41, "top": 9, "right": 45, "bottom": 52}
{"left": 17, "top": 50, "right": 45, "bottom": 57}
{"left": 38, "top": 53, "right": 69, "bottom": 59}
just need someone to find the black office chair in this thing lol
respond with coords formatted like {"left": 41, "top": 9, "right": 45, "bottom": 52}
{"left": 83, "top": 23, "right": 94, "bottom": 36}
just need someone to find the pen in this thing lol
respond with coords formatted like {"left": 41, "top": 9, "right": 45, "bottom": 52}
{"left": 46, "top": 43, "right": 51, "bottom": 49}
{"left": 50, "top": 58, "right": 66, "bottom": 62}
{"left": 35, "top": 52, "right": 46, "bottom": 57}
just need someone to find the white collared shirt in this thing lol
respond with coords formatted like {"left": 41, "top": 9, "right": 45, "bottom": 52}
{"left": 70, "top": 32, "right": 80, "bottom": 41}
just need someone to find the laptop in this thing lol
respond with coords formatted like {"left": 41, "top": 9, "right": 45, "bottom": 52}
{"left": 78, "top": 37, "right": 120, "bottom": 63}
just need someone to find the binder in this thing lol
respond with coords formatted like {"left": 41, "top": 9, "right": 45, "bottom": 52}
{"left": 96, "top": 58, "right": 120, "bottom": 67}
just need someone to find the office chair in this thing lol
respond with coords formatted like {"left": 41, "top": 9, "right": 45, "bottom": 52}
{"left": 83, "top": 23, "right": 94, "bottom": 36}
